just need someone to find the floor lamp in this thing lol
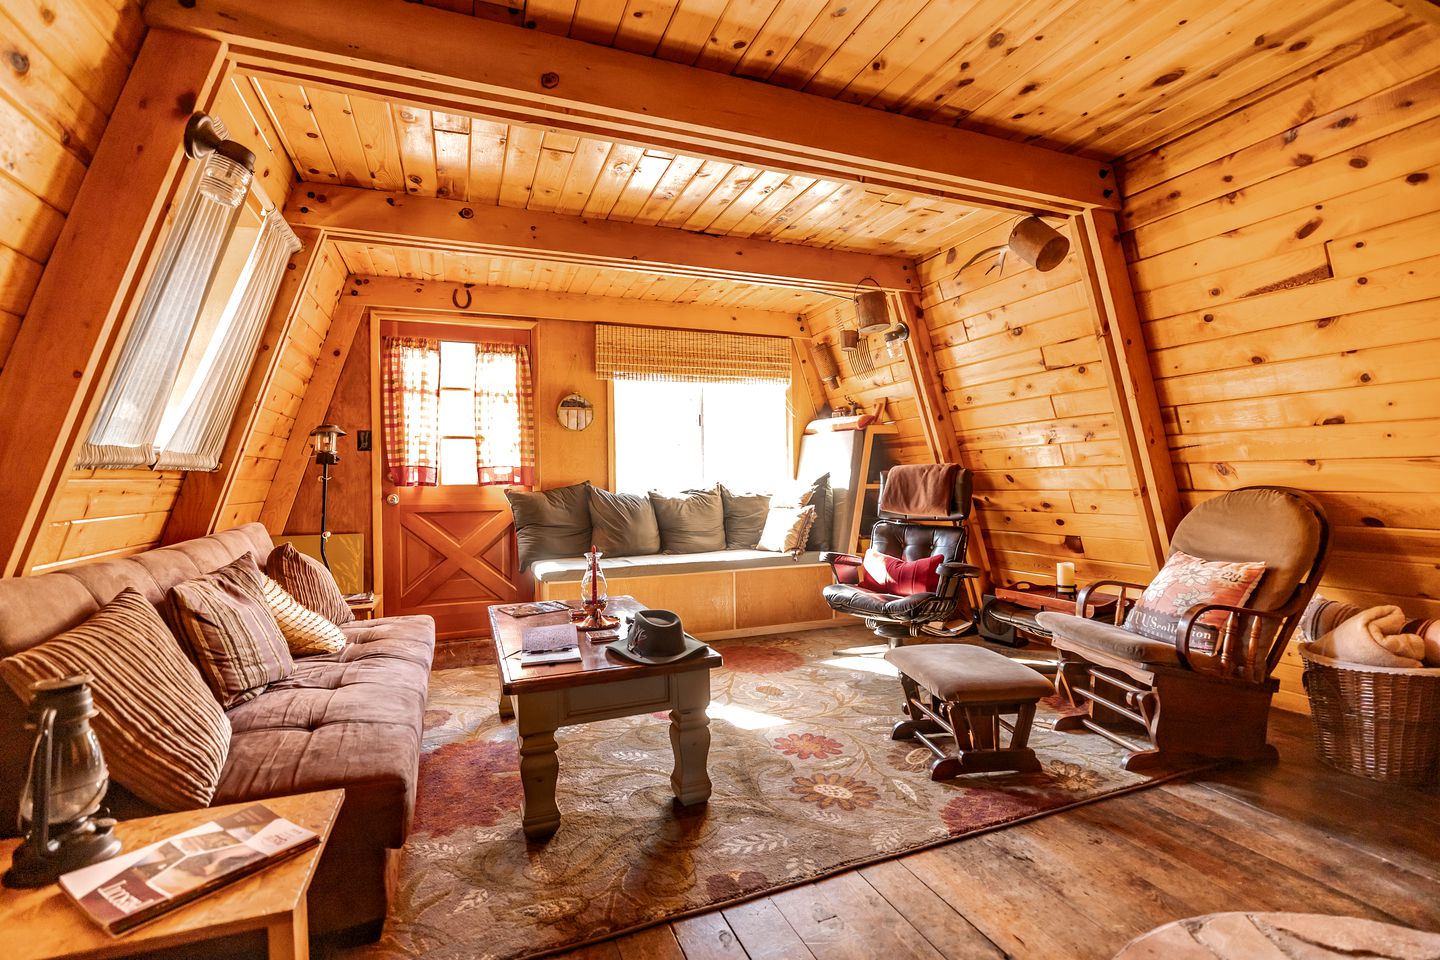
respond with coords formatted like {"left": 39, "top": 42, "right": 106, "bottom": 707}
{"left": 309, "top": 423, "right": 346, "bottom": 569}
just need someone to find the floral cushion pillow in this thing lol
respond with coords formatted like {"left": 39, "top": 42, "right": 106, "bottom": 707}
{"left": 1125, "top": 550, "right": 1266, "bottom": 651}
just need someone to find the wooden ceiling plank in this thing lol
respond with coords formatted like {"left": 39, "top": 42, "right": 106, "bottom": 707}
{"left": 252, "top": 77, "right": 341, "bottom": 181}
{"left": 731, "top": 0, "right": 831, "bottom": 81}
{"left": 679, "top": 162, "right": 764, "bottom": 231}
{"left": 704, "top": 169, "right": 790, "bottom": 233}
{"left": 466, "top": 117, "right": 507, "bottom": 205}
{"left": 920, "top": 1, "right": 1112, "bottom": 127}
{"left": 837, "top": 0, "right": 1008, "bottom": 108}
{"left": 433, "top": 126, "right": 471, "bottom": 200}
{"left": 391, "top": 101, "right": 438, "bottom": 195}
{"left": 612, "top": 0, "right": 683, "bottom": 56}
{"left": 1033, "top": 0, "right": 1386, "bottom": 153}
{"left": 305, "top": 88, "right": 378, "bottom": 188}
{"left": 581, "top": 142, "right": 646, "bottom": 217}
{"left": 1084, "top": 2, "right": 1412, "bottom": 158}
{"left": 554, "top": 135, "right": 613, "bottom": 216}
{"left": 693, "top": 0, "right": 782, "bottom": 74}
{"left": 747, "top": 176, "right": 845, "bottom": 241}
{"left": 528, "top": 132, "right": 580, "bottom": 212}
{"left": 798, "top": 0, "right": 929, "bottom": 97}
{"left": 607, "top": 149, "right": 678, "bottom": 220}
{"left": 569, "top": 0, "right": 626, "bottom": 45}
{"left": 523, "top": 0, "right": 579, "bottom": 34}
{"left": 498, "top": 123, "right": 544, "bottom": 207}
{"left": 724, "top": 173, "right": 817, "bottom": 237}
{"left": 764, "top": 0, "right": 884, "bottom": 88}
{"left": 653, "top": 158, "right": 734, "bottom": 227}
{"left": 151, "top": 0, "right": 1115, "bottom": 212}
{"left": 654, "top": 0, "right": 730, "bottom": 64}
{"left": 345, "top": 92, "right": 407, "bottom": 191}
{"left": 631, "top": 153, "right": 707, "bottom": 225}
{"left": 894, "top": 0, "right": 1082, "bottom": 122}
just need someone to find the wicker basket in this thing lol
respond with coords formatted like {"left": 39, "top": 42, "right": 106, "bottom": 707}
{"left": 1299, "top": 642, "right": 1440, "bottom": 785}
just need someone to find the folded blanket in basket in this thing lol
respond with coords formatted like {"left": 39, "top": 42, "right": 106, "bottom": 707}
{"left": 1314, "top": 605, "right": 1426, "bottom": 668}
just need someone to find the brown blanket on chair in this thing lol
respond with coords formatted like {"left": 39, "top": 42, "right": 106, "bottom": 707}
{"left": 881, "top": 463, "right": 959, "bottom": 517}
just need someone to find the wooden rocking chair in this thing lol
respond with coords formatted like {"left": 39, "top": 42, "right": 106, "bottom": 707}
{"left": 1034, "top": 487, "right": 1330, "bottom": 771}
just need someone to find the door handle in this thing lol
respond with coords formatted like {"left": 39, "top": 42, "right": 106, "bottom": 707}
{"left": 385, "top": 494, "right": 399, "bottom": 506}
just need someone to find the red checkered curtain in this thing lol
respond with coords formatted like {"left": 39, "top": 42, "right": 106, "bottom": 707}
{"left": 473, "top": 343, "right": 535, "bottom": 486}
{"left": 382, "top": 336, "right": 441, "bottom": 487}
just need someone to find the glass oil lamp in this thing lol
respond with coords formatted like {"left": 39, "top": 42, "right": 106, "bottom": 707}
{"left": 576, "top": 546, "right": 618, "bottom": 631}
{"left": 4, "top": 675, "right": 121, "bottom": 888}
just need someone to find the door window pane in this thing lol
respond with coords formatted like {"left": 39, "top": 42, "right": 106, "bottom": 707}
{"left": 440, "top": 437, "right": 479, "bottom": 486}
{"left": 439, "top": 340, "right": 476, "bottom": 389}
{"left": 438, "top": 389, "right": 474, "bottom": 439}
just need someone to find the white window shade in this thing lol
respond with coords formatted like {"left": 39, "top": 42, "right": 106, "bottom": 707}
{"left": 76, "top": 147, "right": 252, "bottom": 469}
{"left": 595, "top": 324, "right": 790, "bottom": 384}
{"left": 154, "top": 210, "right": 302, "bottom": 471}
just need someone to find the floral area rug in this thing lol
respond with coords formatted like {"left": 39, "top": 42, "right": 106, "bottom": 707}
{"left": 345, "top": 628, "right": 1198, "bottom": 960}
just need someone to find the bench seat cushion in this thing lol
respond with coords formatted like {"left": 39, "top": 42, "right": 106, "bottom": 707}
{"left": 884, "top": 644, "right": 1053, "bottom": 702}
{"left": 532, "top": 549, "right": 824, "bottom": 583}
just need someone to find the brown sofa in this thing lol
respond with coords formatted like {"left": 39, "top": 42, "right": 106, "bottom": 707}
{"left": 0, "top": 523, "right": 433, "bottom": 939}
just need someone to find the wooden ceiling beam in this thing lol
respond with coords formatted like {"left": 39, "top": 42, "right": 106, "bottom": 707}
{"left": 344, "top": 276, "right": 812, "bottom": 338}
{"left": 145, "top": 0, "right": 1116, "bottom": 215}
{"left": 288, "top": 186, "right": 915, "bottom": 295}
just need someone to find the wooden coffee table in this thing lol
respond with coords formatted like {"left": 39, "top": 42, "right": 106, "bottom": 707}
{"left": 0, "top": 789, "right": 342, "bottom": 960}
{"left": 488, "top": 596, "right": 722, "bottom": 840}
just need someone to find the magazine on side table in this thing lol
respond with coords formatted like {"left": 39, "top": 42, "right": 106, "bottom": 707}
{"left": 59, "top": 803, "right": 318, "bottom": 935}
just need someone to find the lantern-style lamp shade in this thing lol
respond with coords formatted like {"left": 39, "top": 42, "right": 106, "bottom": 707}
{"left": 310, "top": 423, "right": 346, "bottom": 465}
{"left": 4, "top": 675, "right": 121, "bottom": 888}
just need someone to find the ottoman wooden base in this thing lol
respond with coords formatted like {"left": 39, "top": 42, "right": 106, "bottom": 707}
{"left": 885, "top": 644, "right": 1054, "bottom": 780}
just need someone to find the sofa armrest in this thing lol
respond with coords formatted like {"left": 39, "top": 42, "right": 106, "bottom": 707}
{"left": 1077, "top": 579, "right": 1149, "bottom": 623}
{"left": 1175, "top": 601, "right": 1294, "bottom": 679}
{"left": 937, "top": 562, "right": 981, "bottom": 580}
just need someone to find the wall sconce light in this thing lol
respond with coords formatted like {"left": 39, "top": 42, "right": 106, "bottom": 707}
{"left": 883, "top": 321, "right": 911, "bottom": 360}
{"left": 3, "top": 675, "right": 120, "bottom": 888}
{"left": 310, "top": 423, "right": 346, "bottom": 569}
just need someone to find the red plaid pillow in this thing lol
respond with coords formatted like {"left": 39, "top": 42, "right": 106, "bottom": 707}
{"left": 858, "top": 550, "right": 944, "bottom": 595}
{"left": 1125, "top": 550, "right": 1266, "bottom": 650}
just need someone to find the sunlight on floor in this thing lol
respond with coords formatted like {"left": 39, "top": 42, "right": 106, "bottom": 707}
{"left": 706, "top": 701, "right": 789, "bottom": 730}
{"left": 820, "top": 655, "right": 900, "bottom": 677}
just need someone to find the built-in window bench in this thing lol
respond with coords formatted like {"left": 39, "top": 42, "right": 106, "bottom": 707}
{"left": 531, "top": 551, "right": 838, "bottom": 639}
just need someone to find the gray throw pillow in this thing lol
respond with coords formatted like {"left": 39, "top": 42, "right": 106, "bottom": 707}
{"left": 718, "top": 485, "right": 772, "bottom": 550}
{"left": 589, "top": 487, "right": 661, "bottom": 557}
{"left": 799, "top": 473, "right": 833, "bottom": 552}
{"left": 505, "top": 482, "right": 593, "bottom": 571}
{"left": 649, "top": 488, "right": 726, "bottom": 554}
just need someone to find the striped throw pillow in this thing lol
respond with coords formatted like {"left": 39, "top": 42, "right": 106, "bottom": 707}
{"left": 266, "top": 543, "right": 355, "bottom": 625}
{"left": 260, "top": 574, "right": 347, "bottom": 656}
{"left": 168, "top": 554, "right": 294, "bottom": 708}
{"left": 0, "top": 589, "right": 230, "bottom": 811}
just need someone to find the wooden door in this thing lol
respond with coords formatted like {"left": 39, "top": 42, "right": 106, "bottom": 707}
{"left": 380, "top": 322, "right": 530, "bottom": 642}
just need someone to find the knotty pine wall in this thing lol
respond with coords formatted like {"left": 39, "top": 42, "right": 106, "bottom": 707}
{"left": 23, "top": 59, "right": 301, "bottom": 573}
{"left": 1119, "top": 20, "right": 1440, "bottom": 713}
{"left": 915, "top": 234, "right": 1160, "bottom": 589}
{"left": 211, "top": 242, "right": 349, "bottom": 532}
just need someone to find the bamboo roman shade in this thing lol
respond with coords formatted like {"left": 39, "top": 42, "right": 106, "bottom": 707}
{"left": 594, "top": 325, "right": 790, "bottom": 384}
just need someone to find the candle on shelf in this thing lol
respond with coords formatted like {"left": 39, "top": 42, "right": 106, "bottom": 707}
{"left": 1056, "top": 561, "right": 1076, "bottom": 594}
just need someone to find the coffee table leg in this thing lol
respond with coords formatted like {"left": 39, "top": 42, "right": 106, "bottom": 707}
{"left": 498, "top": 690, "right": 514, "bottom": 720}
{"left": 516, "top": 692, "right": 562, "bottom": 839}
{"left": 669, "top": 669, "right": 712, "bottom": 806}
{"left": 266, "top": 899, "right": 308, "bottom": 960}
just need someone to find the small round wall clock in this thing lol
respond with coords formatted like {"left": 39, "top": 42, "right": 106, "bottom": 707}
{"left": 558, "top": 393, "right": 594, "bottom": 431}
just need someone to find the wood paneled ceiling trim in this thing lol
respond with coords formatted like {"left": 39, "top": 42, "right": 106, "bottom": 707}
{"left": 146, "top": 0, "right": 1117, "bottom": 213}
{"left": 288, "top": 186, "right": 917, "bottom": 296}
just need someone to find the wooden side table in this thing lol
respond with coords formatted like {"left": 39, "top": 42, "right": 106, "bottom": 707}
{"left": 346, "top": 594, "right": 381, "bottom": 620}
{"left": 0, "top": 789, "right": 343, "bottom": 960}
{"left": 981, "top": 582, "right": 1126, "bottom": 647}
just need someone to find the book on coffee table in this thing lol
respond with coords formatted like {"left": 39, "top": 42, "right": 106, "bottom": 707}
{"left": 59, "top": 803, "right": 318, "bottom": 935}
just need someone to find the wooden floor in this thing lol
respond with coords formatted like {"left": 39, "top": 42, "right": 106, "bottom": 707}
{"left": 545, "top": 710, "right": 1440, "bottom": 960}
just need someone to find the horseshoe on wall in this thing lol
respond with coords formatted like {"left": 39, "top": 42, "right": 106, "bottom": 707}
{"left": 451, "top": 287, "right": 473, "bottom": 309}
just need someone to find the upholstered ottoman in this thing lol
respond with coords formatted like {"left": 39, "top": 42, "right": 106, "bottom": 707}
{"left": 884, "top": 644, "right": 1054, "bottom": 779}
